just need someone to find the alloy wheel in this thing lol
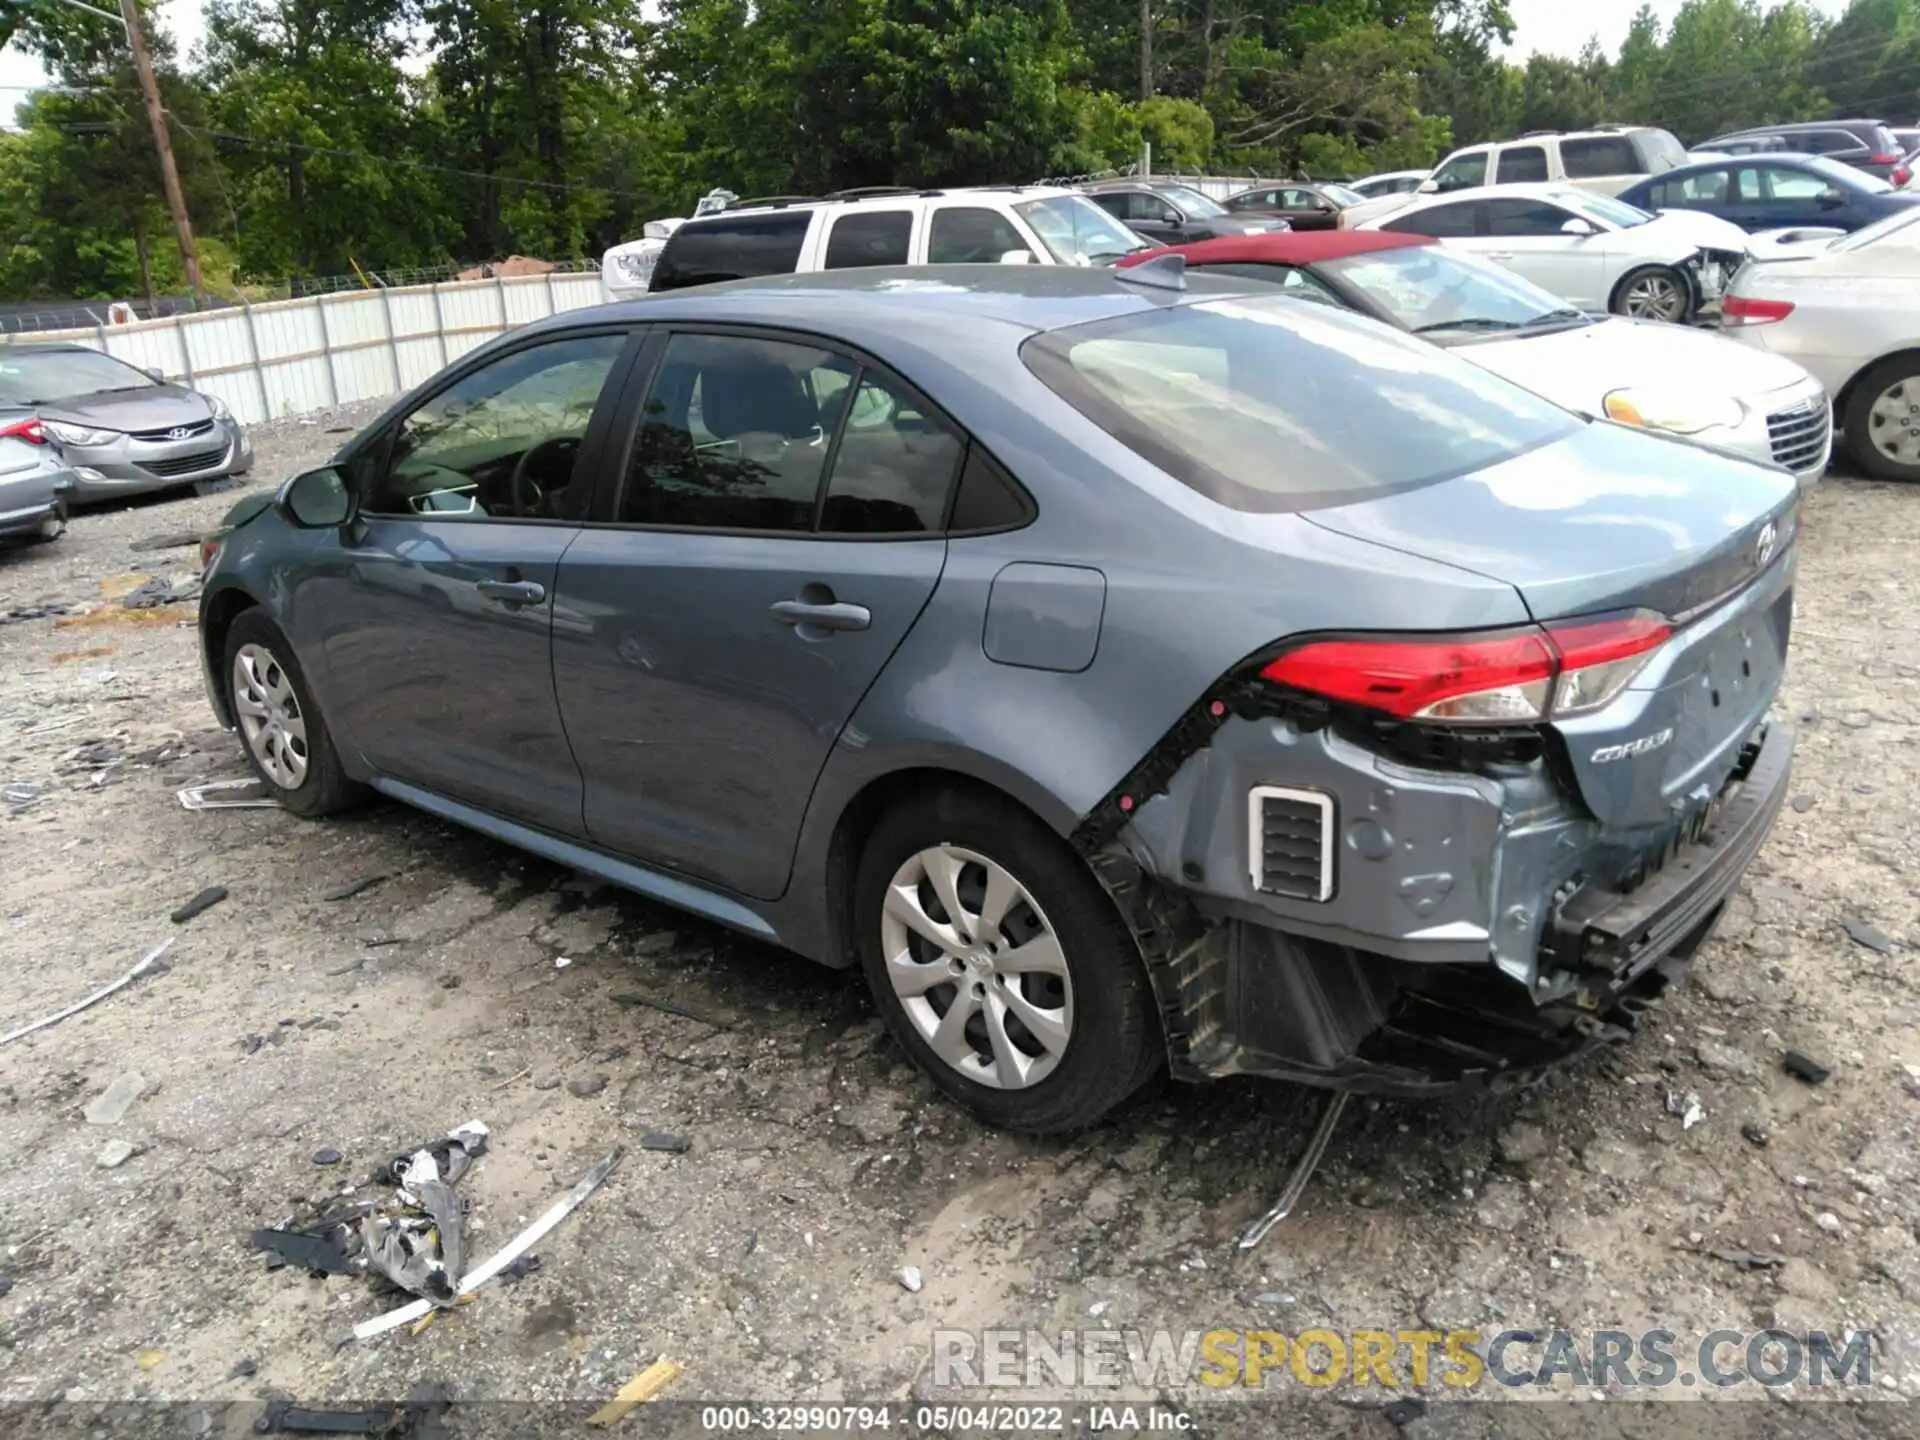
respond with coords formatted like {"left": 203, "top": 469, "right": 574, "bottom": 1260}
{"left": 232, "top": 642, "right": 310, "bottom": 789}
{"left": 1622, "top": 272, "right": 1686, "bottom": 322}
{"left": 1867, "top": 377, "right": 1920, "bottom": 468}
{"left": 879, "top": 844, "right": 1073, "bottom": 1089}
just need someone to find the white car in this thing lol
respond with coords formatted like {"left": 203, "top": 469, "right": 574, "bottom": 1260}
{"left": 1346, "top": 169, "right": 1429, "bottom": 201}
{"left": 1156, "top": 232, "right": 1829, "bottom": 487}
{"left": 602, "top": 218, "right": 686, "bottom": 300}
{"left": 1722, "top": 206, "right": 1920, "bottom": 480}
{"left": 1357, "top": 184, "right": 1750, "bottom": 322}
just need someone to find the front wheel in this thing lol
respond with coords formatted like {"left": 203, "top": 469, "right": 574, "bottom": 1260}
{"left": 1843, "top": 355, "right": 1920, "bottom": 481}
{"left": 222, "top": 609, "right": 366, "bottom": 817}
{"left": 1611, "top": 264, "right": 1692, "bottom": 323}
{"left": 853, "top": 788, "right": 1163, "bottom": 1133}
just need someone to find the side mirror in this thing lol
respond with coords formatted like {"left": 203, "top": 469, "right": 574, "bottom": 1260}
{"left": 278, "top": 467, "right": 352, "bottom": 528}
{"left": 142, "top": 366, "right": 165, "bottom": 382}
{"left": 1561, "top": 217, "right": 1598, "bottom": 236}
{"left": 998, "top": 250, "right": 1033, "bottom": 265}
{"left": 1417, "top": 179, "right": 1440, "bottom": 194}
{"left": 1817, "top": 191, "right": 1846, "bottom": 209}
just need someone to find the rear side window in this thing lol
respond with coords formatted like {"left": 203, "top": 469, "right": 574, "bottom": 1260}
{"left": 649, "top": 211, "right": 812, "bottom": 292}
{"left": 1383, "top": 201, "right": 1479, "bottom": 237}
{"left": 1495, "top": 145, "right": 1548, "bottom": 183}
{"left": 819, "top": 372, "right": 964, "bottom": 534}
{"left": 823, "top": 211, "right": 913, "bottom": 269}
{"left": 1561, "top": 136, "right": 1640, "bottom": 178}
{"left": 1021, "top": 296, "right": 1578, "bottom": 513}
{"left": 927, "top": 207, "right": 1034, "bottom": 263}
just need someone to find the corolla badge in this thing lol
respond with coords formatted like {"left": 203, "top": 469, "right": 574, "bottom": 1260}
{"left": 1591, "top": 728, "right": 1674, "bottom": 764}
{"left": 1754, "top": 519, "right": 1778, "bottom": 570}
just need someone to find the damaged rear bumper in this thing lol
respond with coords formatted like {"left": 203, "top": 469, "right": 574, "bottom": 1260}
{"left": 1095, "top": 720, "right": 1792, "bottom": 1097}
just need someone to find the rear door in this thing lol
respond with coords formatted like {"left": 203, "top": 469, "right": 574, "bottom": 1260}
{"left": 921, "top": 202, "right": 1041, "bottom": 264}
{"left": 1492, "top": 144, "right": 1550, "bottom": 186}
{"left": 316, "top": 328, "right": 639, "bottom": 835}
{"left": 552, "top": 328, "right": 966, "bottom": 899}
{"left": 1560, "top": 134, "right": 1643, "bottom": 196}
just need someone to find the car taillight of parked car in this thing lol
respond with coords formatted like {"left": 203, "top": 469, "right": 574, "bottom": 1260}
{"left": 0, "top": 418, "right": 46, "bottom": 445}
{"left": 200, "top": 535, "right": 224, "bottom": 575}
{"left": 1869, "top": 153, "right": 1903, "bottom": 166}
{"left": 1721, "top": 295, "right": 1796, "bottom": 327}
{"left": 1894, "top": 165, "right": 1913, "bottom": 187}
{"left": 1258, "top": 612, "right": 1672, "bottom": 725}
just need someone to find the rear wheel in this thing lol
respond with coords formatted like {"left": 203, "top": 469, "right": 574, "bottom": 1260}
{"left": 1843, "top": 355, "right": 1920, "bottom": 481}
{"left": 222, "top": 609, "right": 365, "bottom": 817}
{"left": 1611, "top": 264, "right": 1691, "bottom": 323}
{"left": 853, "top": 788, "right": 1163, "bottom": 1133}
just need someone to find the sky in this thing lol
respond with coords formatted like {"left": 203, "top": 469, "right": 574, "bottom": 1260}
{"left": 0, "top": 0, "right": 1867, "bottom": 115}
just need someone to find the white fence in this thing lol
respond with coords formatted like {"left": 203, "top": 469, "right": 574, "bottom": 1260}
{"left": 3, "top": 271, "right": 613, "bottom": 426}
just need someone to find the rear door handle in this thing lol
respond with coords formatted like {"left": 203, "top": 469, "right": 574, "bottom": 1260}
{"left": 770, "top": 599, "right": 870, "bottom": 632}
{"left": 475, "top": 579, "right": 546, "bottom": 605}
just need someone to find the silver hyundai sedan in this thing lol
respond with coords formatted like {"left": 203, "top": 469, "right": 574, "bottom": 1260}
{"left": 0, "top": 344, "right": 251, "bottom": 500}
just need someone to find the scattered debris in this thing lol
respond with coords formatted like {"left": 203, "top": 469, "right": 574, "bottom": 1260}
{"left": 1708, "top": 1247, "right": 1784, "bottom": 1270}
{"left": 251, "top": 1221, "right": 368, "bottom": 1277}
{"left": 97, "top": 1139, "right": 137, "bottom": 1169}
{"left": 555, "top": 955, "right": 573, "bottom": 969}
{"left": 170, "top": 885, "right": 229, "bottom": 924}
{"left": 1783, "top": 1049, "right": 1832, "bottom": 1085}
{"left": 1740, "top": 1122, "right": 1770, "bottom": 1147}
{"left": 0, "top": 937, "right": 174, "bottom": 1047}
{"left": 349, "top": 1146, "right": 623, "bottom": 1343}
{"left": 312, "top": 1146, "right": 344, "bottom": 1166}
{"left": 1665, "top": 1090, "right": 1706, "bottom": 1130}
{"left": 255, "top": 1400, "right": 399, "bottom": 1435}
{"left": 567, "top": 1075, "right": 608, "bottom": 1099}
{"left": 1239, "top": 1089, "right": 1351, "bottom": 1251}
{"left": 1840, "top": 916, "right": 1894, "bottom": 954}
{"left": 178, "top": 777, "right": 277, "bottom": 810}
{"left": 897, "top": 1265, "right": 923, "bottom": 1293}
{"left": 117, "top": 575, "right": 198, "bottom": 610}
{"left": 1383, "top": 1396, "right": 1428, "bottom": 1429}
{"left": 84, "top": 1072, "right": 146, "bottom": 1126}
{"left": 323, "top": 873, "right": 389, "bottom": 902}
{"left": 1790, "top": 793, "right": 1817, "bottom": 813}
{"left": 1816, "top": 1212, "right": 1843, "bottom": 1234}
{"left": 610, "top": 991, "right": 737, "bottom": 1029}
{"left": 128, "top": 531, "right": 205, "bottom": 553}
{"left": 639, "top": 1131, "right": 690, "bottom": 1154}
{"left": 4, "top": 782, "right": 41, "bottom": 808}
{"left": 498, "top": 1254, "right": 542, "bottom": 1284}
{"left": 533, "top": 1074, "right": 562, "bottom": 1091}
{"left": 228, "top": 1356, "right": 258, "bottom": 1379}
{"left": 136, "top": 1348, "right": 164, "bottom": 1370}
{"left": 2, "top": 601, "right": 75, "bottom": 624}
{"left": 586, "top": 1357, "right": 683, "bottom": 1427}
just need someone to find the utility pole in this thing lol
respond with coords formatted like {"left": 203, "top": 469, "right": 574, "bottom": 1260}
{"left": 116, "top": 0, "right": 204, "bottom": 307}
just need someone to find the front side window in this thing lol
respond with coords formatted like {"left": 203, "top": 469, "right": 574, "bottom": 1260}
{"left": 1496, "top": 145, "right": 1549, "bottom": 183}
{"left": 650, "top": 211, "right": 813, "bottom": 292}
{"left": 1014, "top": 195, "right": 1149, "bottom": 265}
{"left": 1559, "top": 191, "right": 1649, "bottom": 228}
{"left": 1561, "top": 136, "right": 1640, "bottom": 178}
{"left": 1383, "top": 201, "right": 1480, "bottom": 238}
{"left": 824, "top": 211, "right": 913, "bottom": 269}
{"left": 1675, "top": 170, "right": 1731, "bottom": 203}
{"left": 366, "top": 333, "right": 626, "bottom": 519}
{"left": 1430, "top": 151, "right": 1489, "bottom": 192}
{"left": 927, "top": 207, "right": 1034, "bottom": 264}
{"left": 1022, "top": 295, "right": 1579, "bottom": 513}
{"left": 0, "top": 348, "right": 156, "bottom": 405}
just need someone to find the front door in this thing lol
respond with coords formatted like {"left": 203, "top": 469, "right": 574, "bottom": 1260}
{"left": 1476, "top": 196, "right": 1609, "bottom": 310}
{"left": 318, "top": 329, "right": 635, "bottom": 835}
{"left": 553, "top": 329, "right": 965, "bottom": 899}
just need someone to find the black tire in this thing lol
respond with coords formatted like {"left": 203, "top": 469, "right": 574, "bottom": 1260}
{"left": 853, "top": 787, "right": 1163, "bottom": 1133}
{"left": 1609, "top": 263, "right": 1692, "bottom": 323}
{"left": 24, "top": 502, "right": 65, "bottom": 544}
{"left": 221, "top": 609, "right": 366, "bottom": 817}
{"left": 1842, "top": 355, "right": 1920, "bottom": 481}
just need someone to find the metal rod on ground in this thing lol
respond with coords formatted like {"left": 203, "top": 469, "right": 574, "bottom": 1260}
{"left": 1237, "top": 1089, "right": 1351, "bottom": 1252}
{"left": 117, "top": 0, "right": 205, "bottom": 309}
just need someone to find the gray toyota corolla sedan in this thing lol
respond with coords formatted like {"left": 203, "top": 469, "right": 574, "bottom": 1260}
{"left": 0, "top": 343, "right": 251, "bottom": 500}
{"left": 198, "top": 265, "right": 1798, "bottom": 1132}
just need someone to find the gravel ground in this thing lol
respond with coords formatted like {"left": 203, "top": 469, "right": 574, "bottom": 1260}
{"left": 0, "top": 412, "right": 1916, "bottom": 1438}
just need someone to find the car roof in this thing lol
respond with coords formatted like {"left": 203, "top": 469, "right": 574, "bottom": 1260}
{"left": 678, "top": 185, "right": 1077, "bottom": 224}
{"left": 1117, "top": 231, "right": 1432, "bottom": 268}
{"left": 1633, "top": 153, "right": 1851, "bottom": 183}
{"left": 1716, "top": 119, "right": 1887, "bottom": 137}
{"left": 1386, "top": 182, "right": 1596, "bottom": 207}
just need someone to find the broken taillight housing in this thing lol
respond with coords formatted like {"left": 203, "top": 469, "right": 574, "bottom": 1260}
{"left": 1259, "top": 612, "right": 1672, "bottom": 725}
{"left": 199, "top": 533, "right": 224, "bottom": 575}
{"left": 0, "top": 417, "right": 46, "bottom": 445}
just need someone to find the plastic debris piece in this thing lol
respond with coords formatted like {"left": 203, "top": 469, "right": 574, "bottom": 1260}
{"left": 1665, "top": 1090, "right": 1707, "bottom": 1129}
{"left": 349, "top": 1147, "right": 624, "bottom": 1342}
{"left": 1840, "top": 916, "right": 1894, "bottom": 954}
{"left": 250, "top": 1225, "right": 367, "bottom": 1277}
{"left": 171, "top": 885, "right": 229, "bottom": 923}
{"left": 586, "top": 1357, "right": 682, "bottom": 1427}
{"left": 1783, "top": 1050, "right": 1831, "bottom": 1085}
{"left": 897, "top": 1266, "right": 923, "bottom": 1293}
{"left": 1708, "top": 1247, "right": 1784, "bottom": 1270}
{"left": 255, "top": 1401, "right": 396, "bottom": 1435}
{"left": 498, "top": 1254, "right": 542, "bottom": 1284}
{"left": 98, "top": 1140, "right": 136, "bottom": 1169}
{"left": 1239, "top": 1090, "right": 1350, "bottom": 1251}
{"left": 1, "top": 937, "right": 175, "bottom": 1046}
{"left": 639, "top": 1130, "right": 690, "bottom": 1154}
{"left": 178, "top": 777, "right": 278, "bottom": 810}
{"left": 85, "top": 1072, "right": 145, "bottom": 1126}
{"left": 312, "top": 1146, "right": 344, "bottom": 1166}
{"left": 555, "top": 955, "right": 573, "bottom": 969}
{"left": 382, "top": 1120, "right": 488, "bottom": 1188}
{"left": 136, "top": 1349, "right": 164, "bottom": 1370}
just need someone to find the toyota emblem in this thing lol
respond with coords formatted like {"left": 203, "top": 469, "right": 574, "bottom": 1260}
{"left": 1754, "top": 519, "right": 1778, "bottom": 570}
{"left": 166, "top": 426, "right": 192, "bottom": 440}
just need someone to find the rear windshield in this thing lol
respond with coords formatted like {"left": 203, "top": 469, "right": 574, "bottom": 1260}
{"left": 650, "top": 210, "right": 812, "bottom": 292}
{"left": 1808, "top": 154, "right": 1890, "bottom": 192}
{"left": 1021, "top": 295, "right": 1579, "bottom": 512}
{"left": 1636, "top": 128, "right": 1688, "bottom": 172}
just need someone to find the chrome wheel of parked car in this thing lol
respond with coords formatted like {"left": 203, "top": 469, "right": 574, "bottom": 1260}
{"left": 1615, "top": 266, "right": 1688, "bottom": 322}
{"left": 1843, "top": 356, "right": 1920, "bottom": 482}
{"left": 880, "top": 844, "right": 1073, "bottom": 1089}
{"left": 232, "top": 641, "right": 310, "bottom": 789}
{"left": 1866, "top": 376, "right": 1920, "bottom": 469}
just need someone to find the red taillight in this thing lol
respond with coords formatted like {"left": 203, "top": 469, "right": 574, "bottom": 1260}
{"left": 1895, "top": 166, "right": 1912, "bottom": 187}
{"left": 1260, "top": 613, "right": 1671, "bottom": 725}
{"left": 1722, "top": 294, "right": 1795, "bottom": 327}
{"left": 0, "top": 417, "right": 46, "bottom": 445}
{"left": 1869, "top": 153, "right": 1901, "bottom": 166}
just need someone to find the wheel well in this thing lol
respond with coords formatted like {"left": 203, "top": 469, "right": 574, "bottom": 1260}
{"left": 200, "top": 588, "right": 259, "bottom": 725}
{"left": 1834, "top": 347, "right": 1920, "bottom": 424}
{"left": 1608, "top": 261, "right": 1684, "bottom": 311}
{"left": 821, "top": 767, "right": 1066, "bottom": 969}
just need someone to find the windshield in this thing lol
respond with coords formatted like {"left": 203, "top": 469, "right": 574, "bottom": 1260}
{"left": 1322, "top": 184, "right": 1367, "bottom": 207}
{"left": 1560, "top": 191, "right": 1652, "bottom": 228}
{"left": 1834, "top": 207, "right": 1920, "bottom": 252}
{"left": 1022, "top": 294, "right": 1579, "bottom": 512}
{"left": 1321, "top": 246, "right": 1587, "bottom": 338}
{"left": 1015, "top": 196, "right": 1152, "bottom": 265}
{"left": 1807, "top": 154, "right": 1889, "bottom": 193}
{"left": 1156, "top": 183, "right": 1228, "bottom": 218}
{"left": 0, "top": 347, "right": 157, "bottom": 405}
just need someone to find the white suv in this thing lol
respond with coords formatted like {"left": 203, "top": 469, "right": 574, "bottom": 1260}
{"left": 1426, "top": 127, "right": 1688, "bottom": 198}
{"left": 626, "top": 186, "right": 1150, "bottom": 296}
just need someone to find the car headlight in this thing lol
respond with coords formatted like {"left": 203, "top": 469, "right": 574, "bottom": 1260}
{"left": 203, "top": 393, "right": 233, "bottom": 422}
{"left": 1602, "top": 387, "right": 1747, "bottom": 436}
{"left": 614, "top": 251, "right": 658, "bottom": 284}
{"left": 42, "top": 420, "right": 122, "bottom": 447}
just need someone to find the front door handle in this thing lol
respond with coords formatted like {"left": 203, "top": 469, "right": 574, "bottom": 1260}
{"left": 476, "top": 578, "right": 546, "bottom": 605}
{"left": 770, "top": 598, "right": 871, "bottom": 632}
{"left": 1485, "top": 250, "right": 1515, "bottom": 259}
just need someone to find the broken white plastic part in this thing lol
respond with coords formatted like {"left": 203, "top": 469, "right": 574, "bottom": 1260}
{"left": 178, "top": 777, "right": 279, "bottom": 810}
{"left": 2, "top": 937, "right": 177, "bottom": 1046}
{"left": 347, "top": 1146, "right": 623, "bottom": 1342}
